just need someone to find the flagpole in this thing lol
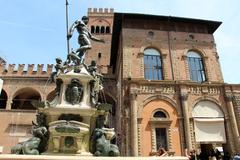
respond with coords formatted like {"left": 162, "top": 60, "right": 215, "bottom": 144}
{"left": 66, "top": 0, "right": 70, "bottom": 54}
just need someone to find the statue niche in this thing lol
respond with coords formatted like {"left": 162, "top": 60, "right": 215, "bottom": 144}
{"left": 65, "top": 79, "right": 83, "bottom": 105}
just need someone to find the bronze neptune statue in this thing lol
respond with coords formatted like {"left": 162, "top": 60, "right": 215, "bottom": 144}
{"left": 67, "top": 16, "right": 105, "bottom": 65}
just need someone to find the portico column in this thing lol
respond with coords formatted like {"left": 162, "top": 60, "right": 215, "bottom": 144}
{"left": 6, "top": 96, "right": 12, "bottom": 110}
{"left": 130, "top": 92, "right": 138, "bottom": 156}
{"left": 225, "top": 93, "right": 240, "bottom": 151}
{"left": 180, "top": 93, "right": 192, "bottom": 150}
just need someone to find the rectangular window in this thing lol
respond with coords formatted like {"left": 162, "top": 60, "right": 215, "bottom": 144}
{"left": 155, "top": 128, "right": 168, "bottom": 150}
{"left": 144, "top": 55, "right": 163, "bottom": 80}
{"left": 188, "top": 57, "right": 206, "bottom": 82}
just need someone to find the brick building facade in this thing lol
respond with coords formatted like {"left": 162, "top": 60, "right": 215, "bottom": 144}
{"left": 111, "top": 13, "right": 240, "bottom": 156}
{"left": 0, "top": 8, "right": 240, "bottom": 157}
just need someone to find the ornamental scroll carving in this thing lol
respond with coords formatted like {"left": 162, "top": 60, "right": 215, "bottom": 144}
{"left": 233, "top": 95, "right": 240, "bottom": 106}
{"left": 138, "top": 84, "right": 175, "bottom": 94}
{"left": 187, "top": 86, "right": 220, "bottom": 95}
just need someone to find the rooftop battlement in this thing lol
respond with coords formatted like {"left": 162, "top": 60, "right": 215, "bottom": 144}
{"left": 0, "top": 64, "right": 54, "bottom": 77}
{"left": 88, "top": 8, "right": 114, "bottom": 14}
{"left": 0, "top": 64, "right": 113, "bottom": 77}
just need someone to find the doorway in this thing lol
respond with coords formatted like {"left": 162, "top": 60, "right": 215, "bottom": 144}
{"left": 200, "top": 144, "right": 214, "bottom": 158}
{"left": 155, "top": 128, "right": 168, "bottom": 150}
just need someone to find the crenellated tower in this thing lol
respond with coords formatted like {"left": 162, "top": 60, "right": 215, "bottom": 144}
{"left": 0, "top": 64, "right": 53, "bottom": 77}
{"left": 86, "top": 8, "right": 114, "bottom": 74}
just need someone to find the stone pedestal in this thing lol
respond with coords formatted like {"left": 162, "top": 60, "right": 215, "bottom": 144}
{"left": 41, "top": 67, "right": 98, "bottom": 155}
{"left": 56, "top": 67, "right": 94, "bottom": 108}
{"left": 11, "top": 64, "right": 119, "bottom": 156}
{"left": 41, "top": 107, "right": 97, "bottom": 155}
{"left": 48, "top": 120, "right": 89, "bottom": 154}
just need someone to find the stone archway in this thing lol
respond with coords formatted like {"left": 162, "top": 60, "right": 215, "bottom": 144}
{"left": 140, "top": 99, "right": 181, "bottom": 156}
{"left": 192, "top": 100, "right": 226, "bottom": 155}
{"left": 11, "top": 88, "right": 41, "bottom": 110}
{"left": 0, "top": 89, "right": 7, "bottom": 109}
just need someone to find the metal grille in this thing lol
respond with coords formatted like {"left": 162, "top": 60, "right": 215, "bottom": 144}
{"left": 188, "top": 57, "right": 206, "bottom": 82}
{"left": 144, "top": 55, "right": 163, "bottom": 80}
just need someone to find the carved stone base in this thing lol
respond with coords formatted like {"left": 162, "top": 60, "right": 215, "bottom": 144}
{"left": 0, "top": 154, "right": 188, "bottom": 160}
{"left": 47, "top": 120, "right": 90, "bottom": 154}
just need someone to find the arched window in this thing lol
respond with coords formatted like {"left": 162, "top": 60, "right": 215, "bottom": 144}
{"left": 100, "top": 26, "right": 105, "bottom": 34}
{"left": 106, "top": 26, "right": 110, "bottom": 33}
{"left": 153, "top": 111, "right": 167, "bottom": 118}
{"left": 192, "top": 101, "right": 226, "bottom": 144}
{"left": 95, "top": 26, "right": 100, "bottom": 34}
{"left": 91, "top": 26, "right": 95, "bottom": 33}
{"left": 187, "top": 51, "right": 206, "bottom": 82}
{"left": 151, "top": 109, "right": 169, "bottom": 151}
{"left": 0, "top": 90, "right": 7, "bottom": 109}
{"left": 144, "top": 48, "right": 163, "bottom": 80}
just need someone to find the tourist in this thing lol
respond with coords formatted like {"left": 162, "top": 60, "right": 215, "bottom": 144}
{"left": 223, "top": 151, "right": 230, "bottom": 160}
{"left": 234, "top": 153, "right": 240, "bottom": 160}
{"left": 185, "top": 148, "right": 197, "bottom": 160}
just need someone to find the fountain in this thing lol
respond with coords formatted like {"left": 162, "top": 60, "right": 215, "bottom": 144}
{"left": 5, "top": 12, "right": 189, "bottom": 160}
{"left": 10, "top": 15, "right": 120, "bottom": 157}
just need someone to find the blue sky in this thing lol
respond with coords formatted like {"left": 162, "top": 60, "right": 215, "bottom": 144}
{"left": 0, "top": 0, "right": 239, "bottom": 83}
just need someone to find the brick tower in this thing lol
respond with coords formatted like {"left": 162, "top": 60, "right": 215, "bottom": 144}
{"left": 86, "top": 8, "right": 114, "bottom": 74}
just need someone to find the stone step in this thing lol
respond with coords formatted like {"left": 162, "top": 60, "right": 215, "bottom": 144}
{"left": 0, "top": 155, "right": 188, "bottom": 160}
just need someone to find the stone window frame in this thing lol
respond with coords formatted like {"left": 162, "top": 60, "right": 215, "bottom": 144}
{"left": 139, "top": 47, "right": 167, "bottom": 81}
{"left": 182, "top": 49, "right": 209, "bottom": 82}
{"left": 149, "top": 109, "right": 172, "bottom": 152}
{"left": 187, "top": 51, "right": 206, "bottom": 82}
{"left": 153, "top": 110, "right": 167, "bottom": 118}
